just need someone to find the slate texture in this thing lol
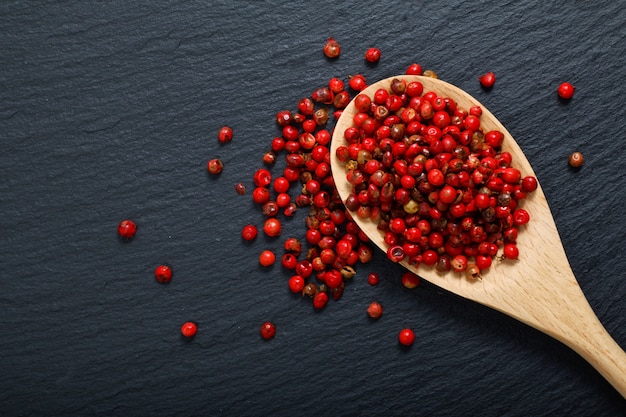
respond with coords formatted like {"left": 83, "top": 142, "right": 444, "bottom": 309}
{"left": 1, "top": 1, "right": 625, "bottom": 416}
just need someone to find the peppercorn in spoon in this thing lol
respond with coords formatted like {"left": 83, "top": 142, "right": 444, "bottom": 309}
{"left": 330, "top": 75, "right": 626, "bottom": 398}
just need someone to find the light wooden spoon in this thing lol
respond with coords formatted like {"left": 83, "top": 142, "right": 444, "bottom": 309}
{"left": 329, "top": 75, "right": 626, "bottom": 397}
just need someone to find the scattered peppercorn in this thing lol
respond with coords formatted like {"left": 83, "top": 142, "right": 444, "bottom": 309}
{"left": 323, "top": 37, "right": 341, "bottom": 59}
{"left": 478, "top": 71, "right": 496, "bottom": 88}
{"left": 367, "top": 272, "right": 380, "bottom": 286}
{"left": 217, "top": 126, "right": 233, "bottom": 144}
{"left": 234, "top": 182, "right": 246, "bottom": 195}
{"left": 364, "top": 47, "right": 381, "bottom": 63}
{"left": 557, "top": 82, "right": 575, "bottom": 99}
{"left": 401, "top": 272, "right": 420, "bottom": 289}
{"left": 241, "top": 224, "right": 258, "bottom": 241}
{"left": 155, "top": 265, "right": 172, "bottom": 283}
{"left": 260, "top": 321, "right": 276, "bottom": 340}
{"left": 405, "top": 63, "right": 423, "bottom": 75}
{"left": 181, "top": 322, "right": 197, "bottom": 338}
{"left": 398, "top": 328, "right": 415, "bottom": 346}
{"left": 117, "top": 219, "right": 137, "bottom": 239}
{"left": 568, "top": 151, "right": 584, "bottom": 168}
{"left": 259, "top": 250, "right": 276, "bottom": 267}
{"left": 207, "top": 158, "right": 223, "bottom": 175}
{"left": 263, "top": 218, "right": 281, "bottom": 237}
{"left": 367, "top": 301, "right": 383, "bottom": 319}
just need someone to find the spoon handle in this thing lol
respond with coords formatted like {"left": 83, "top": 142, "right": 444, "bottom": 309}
{"left": 561, "top": 304, "right": 626, "bottom": 398}
{"left": 512, "top": 272, "right": 626, "bottom": 398}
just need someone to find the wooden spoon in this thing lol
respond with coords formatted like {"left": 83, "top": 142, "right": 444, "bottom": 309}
{"left": 329, "top": 75, "right": 626, "bottom": 397}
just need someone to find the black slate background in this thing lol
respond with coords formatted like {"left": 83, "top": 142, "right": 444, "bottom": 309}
{"left": 1, "top": 1, "right": 625, "bottom": 416}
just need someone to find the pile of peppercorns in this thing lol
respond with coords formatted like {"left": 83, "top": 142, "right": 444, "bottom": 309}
{"left": 118, "top": 37, "right": 581, "bottom": 346}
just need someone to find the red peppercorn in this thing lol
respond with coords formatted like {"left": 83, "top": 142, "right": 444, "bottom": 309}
{"left": 367, "top": 272, "right": 380, "bottom": 286}
{"left": 503, "top": 243, "right": 519, "bottom": 260}
{"left": 207, "top": 158, "right": 223, "bottom": 175}
{"left": 234, "top": 182, "right": 246, "bottom": 195}
{"left": 478, "top": 72, "right": 496, "bottom": 88}
{"left": 253, "top": 168, "right": 272, "bottom": 187}
{"left": 181, "top": 322, "right": 197, "bottom": 338}
{"left": 328, "top": 77, "right": 345, "bottom": 93}
{"left": 288, "top": 275, "right": 305, "bottom": 293}
{"left": 451, "top": 255, "right": 468, "bottom": 273}
{"left": 386, "top": 245, "right": 406, "bottom": 263}
{"left": 364, "top": 47, "right": 381, "bottom": 63}
{"left": 401, "top": 271, "right": 420, "bottom": 289}
{"left": 284, "top": 237, "right": 302, "bottom": 255}
{"left": 273, "top": 176, "right": 290, "bottom": 194}
{"left": 521, "top": 176, "right": 538, "bottom": 192}
{"left": 262, "top": 151, "right": 277, "bottom": 165}
{"left": 275, "top": 193, "right": 291, "bottom": 208}
{"left": 463, "top": 115, "right": 481, "bottom": 131}
{"left": 295, "top": 260, "right": 313, "bottom": 278}
{"left": 260, "top": 321, "right": 276, "bottom": 340}
{"left": 475, "top": 254, "right": 492, "bottom": 271}
{"left": 427, "top": 168, "right": 445, "bottom": 187}
{"left": 313, "top": 291, "right": 329, "bottom": 309}
{"left": 398, "top": 328, "right": 415, "bottom": 346}
{"left": 263, "top": 218, "right": 281, "bottom": 237}
{"left": 323, "top": 37, "right": 341, "bottom": 59}
{"left": 557, "top": 82, "right": 575, "bottom": 99}
{"left": 367, "top": 301, "right": 383, "bottom": 319}
{"left": 405, "top": 63, "right": 423, "bottom": 75}
{"left": 298, "top": 97, "right": 315, "bottom": 115}
{"left": 117, "top": 219, "right": 137, "bottom": 239}
{"left": 513, "top": 208, "right": 530, "bottom": 226}
{"left": 217, "top": 126, "right": 233, "bottom": 143}
{"left": 324, "top": 270, "right": 343, "bottom": 288}
{"left": 155, "top": 265, "right": 172, "bottom": 283}
{"left": 283, "top": 203, "right": 297, "bottom": 217}
{"left": 259, "top": 250, "right": 276, "bottom": 267}
{"left": 262, "top": 201, "right": 280, "bottom": 218}
{"left": 271, "top": 136, "right": 285, "bottom": 152}
{"left": 241, "top": 224, "right": 258, "bottom": 241}
{"left": 252, "top": 187, "right": 270, "bottom": 205}
{"left": 311, "top": 87, "right": 334, "bottom": 105}
{"left": 501, "top": 167, "right": 521, "bottom": 184}
{"left": 348, "top": 74, "right": 367, "bottom": 91}
{"left": 282, "top": 253, "right": 298, "bottom": 270}
{"left": 275, "top": 111, "right": 291, "bottom": 127}
{"left": 421, "top": 249, "right": 438, "bottom": 266}
{"left": 469, "top": 105, "right": 482, "bottom": 117}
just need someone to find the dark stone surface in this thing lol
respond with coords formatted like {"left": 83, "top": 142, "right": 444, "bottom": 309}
{"left": 1, "top": 1, "right": 625, "bottom": 416}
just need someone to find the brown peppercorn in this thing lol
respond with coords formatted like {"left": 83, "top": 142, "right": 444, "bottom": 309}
{"left": 302, "top": 283, "right": 318, "bottom": 298}
{"left": 568, "top": 151, "right": 584, "bottom": 168}
{"left": 340, "top": 266, "right": 356, "bottom": 280}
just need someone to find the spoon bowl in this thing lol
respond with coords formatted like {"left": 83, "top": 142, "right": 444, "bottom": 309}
{"left": 330, "top": 75, "right": 626, "bottom": 397}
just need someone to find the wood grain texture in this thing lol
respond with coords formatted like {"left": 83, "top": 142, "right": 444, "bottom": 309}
{"left": 330, "top": 75, "right": 626, "bottom": 397}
